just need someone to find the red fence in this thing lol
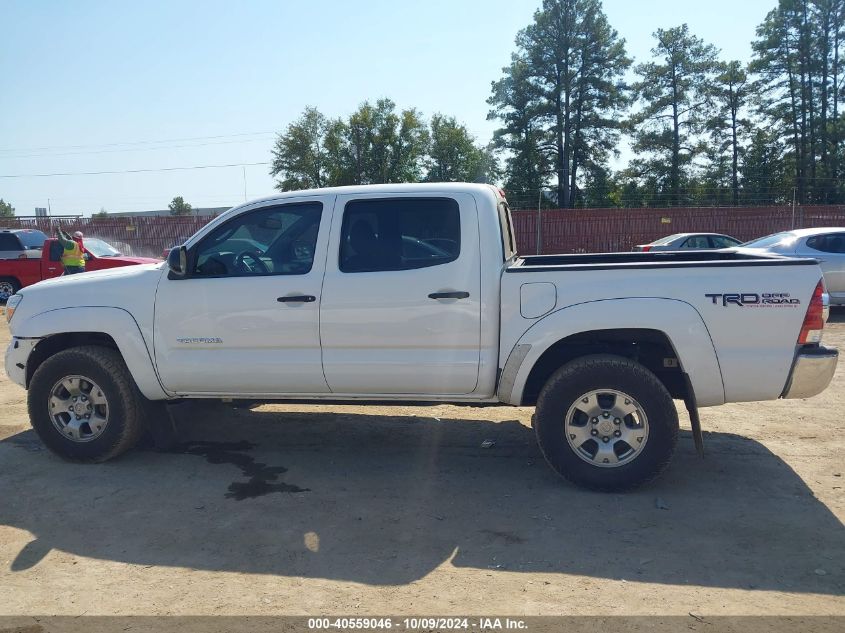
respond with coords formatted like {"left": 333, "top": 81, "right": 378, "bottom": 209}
{"left": 5, "top": 205, "right": 845, "bottom": 258}
{"left": 1, "top": 215, "right": 219, "bottom": 258}
{"left": 511, "top": 205, "right": 845, "bottom": 254}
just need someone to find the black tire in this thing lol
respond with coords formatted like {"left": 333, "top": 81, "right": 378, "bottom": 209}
{"left": 28, "top": 345, "right": 145, "bottom": 462}
{"left": 534, "top": 354, "right": 678, "bottom": 492}
{"left": 0, "top": 277, "right": 21, "bottom": 302}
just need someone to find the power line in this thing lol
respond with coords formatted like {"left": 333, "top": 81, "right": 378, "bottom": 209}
{"left": 0, "top": 161, "right": 271, "bottom": 179}
{"left": 0, "top": 131, "right": 276, "bottom": 154}
{"left": 1, "top": 136, "right": 275, "bottom": 160}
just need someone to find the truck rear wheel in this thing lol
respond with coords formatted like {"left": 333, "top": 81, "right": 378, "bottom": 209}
{"left": 28, "top": 346, "right": 144, "bottom": 462}
{"left": 534, "top": 354, "right": 678, "bottom": 491}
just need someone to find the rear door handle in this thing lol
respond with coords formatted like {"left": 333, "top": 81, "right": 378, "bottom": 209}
{"left": 428, "top": 291, "right": 470, "bottom": 300}
{"left": 277, "top": 295, "right": 316, "bottom": 303}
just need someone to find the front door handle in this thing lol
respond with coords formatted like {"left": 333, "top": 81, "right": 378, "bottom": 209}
{"left": 428, "top": 291, "right": 470, "bottom": 300}
{"left": 277, "top": 295, "right": 316, "bottom": 303}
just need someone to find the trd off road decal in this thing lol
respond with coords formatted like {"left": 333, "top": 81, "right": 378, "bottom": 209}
{"left": 704, "top": 293, "right": 801, "bottom": 308}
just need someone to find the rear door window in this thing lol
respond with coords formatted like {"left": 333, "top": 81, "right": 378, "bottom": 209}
{"left": 709, "top": 235, "right": 740, "bottom": 248}
{"left": 339, "top": 198, "right": 460, "bottom": 273}
{"left": 682, "top": 235, "right": 710, "bottom": 249}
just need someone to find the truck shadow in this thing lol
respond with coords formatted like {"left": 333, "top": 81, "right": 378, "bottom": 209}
{"left": 1, "top": 407, "right": 842, "bottom": 594}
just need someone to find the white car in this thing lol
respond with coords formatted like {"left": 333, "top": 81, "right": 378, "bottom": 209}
{"left": 633, "top": 232, "right": 742, "bottom": 251}
{"left": 740, "top": 228, "right": 845, "bottom": 305}
{"left": 3, "top": 183, "right": 838, "bottom": 491}
{"left": 0, "top": 228, "right": 48, "bottom": 260}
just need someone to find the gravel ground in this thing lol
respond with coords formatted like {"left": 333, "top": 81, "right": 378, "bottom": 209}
{"left": 0, "top": 315, "right": 843, "bottom": 616}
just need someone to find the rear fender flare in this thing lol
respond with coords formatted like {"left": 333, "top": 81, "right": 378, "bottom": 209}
{"left": 503, "top": 298, "right": 725, "bottom": 407}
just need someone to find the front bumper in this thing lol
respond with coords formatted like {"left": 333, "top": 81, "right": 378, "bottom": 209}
{"left": 4, "top": 337, "right": 39, "bottom": 389}
{"left": 781, "top": 345, "right": 839, "bottom": 399}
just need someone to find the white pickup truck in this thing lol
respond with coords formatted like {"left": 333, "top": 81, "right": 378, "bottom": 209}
{"left": 4, "top": 183, "right": 839, "bottom": 490}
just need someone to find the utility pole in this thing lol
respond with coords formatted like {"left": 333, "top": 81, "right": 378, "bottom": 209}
{"left": 537, "top": 188, "right": 543, "bottom": 255}
{"left": 243, "top": 166, "right": 248, "bottom": 202}
{"left": 791, "top": 186, "right": 797, "bottom": 229}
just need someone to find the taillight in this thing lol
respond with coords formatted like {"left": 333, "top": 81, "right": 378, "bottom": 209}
{"left": 798, "top": 279, "right": 828, "bottom": 344}
{"left": 640, "top": 245, "right": 652, "bottom": 252}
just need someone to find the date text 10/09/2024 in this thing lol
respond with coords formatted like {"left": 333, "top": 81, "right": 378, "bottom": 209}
{"left": 307, "top": 618, "right": 528, "bottom": 630}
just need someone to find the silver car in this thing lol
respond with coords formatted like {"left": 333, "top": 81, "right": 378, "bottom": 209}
{"left": 740, "top": 227, "right": 845, "bottom": 305}
{"left": 633, "top": 232, "right": 742, "bottom": 251}
{"left": 0, "top": 228, "right": 48, "bottom": 259}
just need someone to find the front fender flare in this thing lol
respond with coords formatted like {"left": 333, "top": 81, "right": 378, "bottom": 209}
{"left": 501, "top": 298, "right": 725, "bottom": 407}
{"left": 15, "top": 306, "right": 169, "bottom": 400}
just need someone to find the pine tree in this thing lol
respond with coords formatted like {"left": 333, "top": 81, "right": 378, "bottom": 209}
{"left": 631, "top": 24, "right": 719, "bottom": 207}
{"left": 490, "top": 0, "right": 630, "bottom": 208}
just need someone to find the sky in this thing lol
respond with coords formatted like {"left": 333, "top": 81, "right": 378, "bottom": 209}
{"left": 1, "top": 0, "right": 775, "bottom": 216}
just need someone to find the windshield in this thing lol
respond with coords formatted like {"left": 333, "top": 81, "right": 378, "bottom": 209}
{"left": 741, "top": 232, "right": 798, "bottom": 249}
{"left": 84, "top": 237, "right": 122, "bottom": 257}
{"left": 17, "top": 230, "right": 47, "bottom": 249}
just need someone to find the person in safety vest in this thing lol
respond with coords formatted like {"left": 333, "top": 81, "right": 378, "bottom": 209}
{"left": 56, "top": 228, "right": 86, "bottom": 275}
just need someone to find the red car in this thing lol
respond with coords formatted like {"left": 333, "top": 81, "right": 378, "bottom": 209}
{"left": 0, "top": 236, "right": 159, "bottom": 299}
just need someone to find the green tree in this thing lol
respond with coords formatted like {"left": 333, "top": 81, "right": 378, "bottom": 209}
{"left": 496, "top": 0, "right": 630, "bottom": 207}
{"left": 335, "top": 99, "right": 429, "bottom": 185}
{"left": 92, "top": 207, "right": 109, "bottom": 219}
{"left": 0, "top": 199, "right": 14, "bottom": 218}
{"left": 631, "top": 24, "right": 718, "bottom": 206}
{"left": 741, "top": 128, "right": 792, "bottom": 204}
{"left": 694, "top": 149, "right": 732, "bottom": 206}
{"left": 271, "top": 101, "right": 429, "bottom": 188}
{"left": 270, "top": 106, "right": 332, "bottom": 190}
{"left": 579, "top": 163, "right": 619, "bottom": 207}
{"left": 487, "top": 56, "right": 550, "bottom": 196}
{"left": 168, "top": 196, "right": 192, "bottom": 216}
{"left": 425, "top": 114, "right": 499, "bottom": 183}
{"left": 706, "top": 61, "right": 751, "bottom": 205}
{"left": 751, "top": 0, "right": 845, "bottom": 204}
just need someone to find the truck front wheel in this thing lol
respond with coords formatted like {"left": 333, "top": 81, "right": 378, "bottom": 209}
{"left": 28, "top": 346, "right": 144, "bottom": 462}
{"left": 534, "top": 354, "right": 678, "bottom": 491}
{"left": 0, "top": 277, "right": 20, "bottom": 302}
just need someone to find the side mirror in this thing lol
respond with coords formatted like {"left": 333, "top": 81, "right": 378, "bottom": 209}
{"left": 167, "top": 245, "right": 189, "bottom": 279}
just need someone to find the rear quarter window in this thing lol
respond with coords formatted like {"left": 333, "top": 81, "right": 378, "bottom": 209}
{"left": 806, "top": 234, "right": 845, "bottom": 254}
{"left": 498, "top": 201, "right": 516, "bottom": 260}
{"left": 0, "top": 234, "right": 22, "bottom": 251}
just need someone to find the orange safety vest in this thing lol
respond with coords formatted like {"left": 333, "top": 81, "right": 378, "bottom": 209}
{"left": 62, "top": 240, "right": 85, "bottom": 268}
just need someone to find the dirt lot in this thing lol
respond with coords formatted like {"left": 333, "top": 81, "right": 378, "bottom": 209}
{"left": 0, "top": 316, "right": 843, "bottom": 617}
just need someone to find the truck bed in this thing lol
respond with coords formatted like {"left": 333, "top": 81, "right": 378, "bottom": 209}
{"left": 500, "top": 247, "right": 825, "bottom": 407}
